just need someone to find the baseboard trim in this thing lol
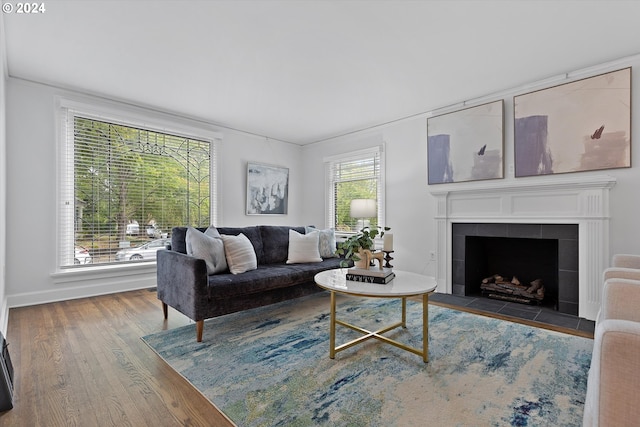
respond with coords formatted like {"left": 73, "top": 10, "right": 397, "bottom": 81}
{"left": 7, "top": 276, "right": 157, "bottom": 308}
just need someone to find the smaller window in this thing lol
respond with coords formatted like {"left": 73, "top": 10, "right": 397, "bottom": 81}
{"left": 325, "top": 147, "right": 385, "bottom": 232}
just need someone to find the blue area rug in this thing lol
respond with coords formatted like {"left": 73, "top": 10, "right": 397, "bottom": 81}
{"left": 142, "top": 292, "right": 592, "bottom": 426}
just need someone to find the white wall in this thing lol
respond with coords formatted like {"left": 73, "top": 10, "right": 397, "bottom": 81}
{"left": 302, "top": 55, "right": 640, "bottom": 281}
{"left": 217, "top": 131, "right": 304, "bottom": 227}
{"left": 301, "top": 124, "right": 437, "bottom": 277}
{"left": 0, "top": 21, "right": 8, "bottom": 333}
{"left": 4, "top": 78, "right": 304, "bottom": 307}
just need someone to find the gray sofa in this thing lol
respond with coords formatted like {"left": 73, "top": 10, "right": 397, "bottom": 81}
{"left": 156, "top": 225, "right": 346, "bottom": 341}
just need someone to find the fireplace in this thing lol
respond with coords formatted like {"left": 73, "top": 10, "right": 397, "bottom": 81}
{"left": 430, "top": 174, "right": 616, "bottom": 321}
{"left": 451, "top": 223, "right": 579, "bottom": 315}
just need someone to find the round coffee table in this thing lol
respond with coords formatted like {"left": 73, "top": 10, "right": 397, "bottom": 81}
{"left": 314, "top": 268, "right": 437, "bottom": 363}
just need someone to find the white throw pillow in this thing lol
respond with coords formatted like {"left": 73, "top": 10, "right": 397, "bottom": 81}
{"left": 186, "top": 227, "right": 227, "bottom": 275}
{"left": 287, "top": 230, "right": 322, "bottom": 264}
{"left": 305, "top": 226, "right": 337, "bottom": 258}
{"left": 220, "top": 233, "right": 258, "bottom": 274}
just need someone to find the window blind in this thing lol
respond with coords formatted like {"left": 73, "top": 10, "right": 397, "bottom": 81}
{"left": 59, "top": 110, "right": 217, "bottom": 268}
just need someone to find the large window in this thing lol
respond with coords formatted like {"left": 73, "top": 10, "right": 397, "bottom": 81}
{"left": 59, "top": 108, "right": 218, "bottom": 267}
{"left": 325, "top": 146, "right": 385, "bottom": 232}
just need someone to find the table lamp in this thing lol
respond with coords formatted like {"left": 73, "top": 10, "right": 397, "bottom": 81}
{"left": 350, "top": 199, "right": 376, "bottom": 230}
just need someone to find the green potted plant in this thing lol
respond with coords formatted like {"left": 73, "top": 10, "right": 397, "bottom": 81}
{"left": 337, "top": 226, "right": 390, "bottom": 268}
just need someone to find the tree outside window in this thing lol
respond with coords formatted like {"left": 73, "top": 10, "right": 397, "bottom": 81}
{"left": 62, "top": 115, "right": 214, "bottom": 266}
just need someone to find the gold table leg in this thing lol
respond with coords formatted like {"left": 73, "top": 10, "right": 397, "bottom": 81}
{"left": 423, "top": 293, "right": 429, "bottom": 363}
{"left": 328, "top": 292, "right": 431, "bottom": 363}
{"left": 329, "top": 291, "right": 336, "bottom": 359}
{"left": 402, "top": 297, "right": 407, "bottom": 328}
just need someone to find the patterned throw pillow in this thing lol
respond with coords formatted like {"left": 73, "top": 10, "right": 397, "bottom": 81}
{"left": 220, "top": 233, "right": 258, "bottom": 274}
{"left": 305, "top": 226, "right": 337, "bottom": 258}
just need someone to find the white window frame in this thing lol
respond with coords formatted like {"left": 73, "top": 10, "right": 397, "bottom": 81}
{"left": 324, "top": 145, "right": 386, "bottom": 237}
{"left": 56, "top": 96, "right": 222, "bottom": 270}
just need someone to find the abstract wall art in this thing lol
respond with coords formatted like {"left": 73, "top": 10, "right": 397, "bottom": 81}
{"left": 427, "top": 100, "right": 504, "bottom": 184}
{"left": 514, "top": 67, "right": 631, "bottom": 177}
{"left": 246, "top": 162, "right": 289, "bottom": 215}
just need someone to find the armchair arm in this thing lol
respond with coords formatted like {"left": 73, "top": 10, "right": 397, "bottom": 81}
{"left": 156, "top": 249, "right": 209, "bottom": 321}
{"left": 583, "top": 319, "right": 640, "bottom": 427}
{"left": 600, "top": 278, "right": 640, "bottom": 323}
{"left": 612, "top": 254, "right": 640, "bottom": 269}
{"left": 603, "top": 267, "right": 640, "bottom": 282}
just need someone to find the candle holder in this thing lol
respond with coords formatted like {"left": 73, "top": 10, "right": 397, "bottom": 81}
{"left": 382, "top": 250, "right": 394, "bottom": 268}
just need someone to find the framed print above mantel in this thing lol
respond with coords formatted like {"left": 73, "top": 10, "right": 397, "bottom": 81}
{"left": 246, "top": 162, "right": 289, "bottom": 215}
{"left": 427, "top": 100, "right": 504, "bottom": 185}
{"left": 514, "top": 67, "right": 631, "bottom": 177}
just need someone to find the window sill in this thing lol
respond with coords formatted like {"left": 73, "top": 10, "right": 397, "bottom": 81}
{"left": 51, "top": 262, "right": 157, "bottom": 285}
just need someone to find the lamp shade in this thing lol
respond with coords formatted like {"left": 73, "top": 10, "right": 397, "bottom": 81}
{"left": 350, "top": 199, "right": 377, "bottom": 218}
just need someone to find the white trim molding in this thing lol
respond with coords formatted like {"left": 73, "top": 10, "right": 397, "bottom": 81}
{"left": 429, "top": 174, "right": 617, "bottom": 320}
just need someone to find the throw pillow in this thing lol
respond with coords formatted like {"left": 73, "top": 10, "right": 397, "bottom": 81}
{"left": 204, "top": 225, "right": 222, "bottom": 239}
{"left": 220, "top": 233, "right": 258, "bottom": 274}
{"left": 287, "top": 230, "right": 322, "bottom": 264}
{"left": 185, "top": 225, "right": 222, "bottom": 254}
{"left": 305, "top": 226, "right": 337, "bottom": 258}
{"left": 186, "top": 227, "right": 228, "bottom": 275}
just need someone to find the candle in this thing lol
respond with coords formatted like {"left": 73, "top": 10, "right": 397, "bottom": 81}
{"left": 383, "top": 233, "right": 393, "bottom": 251}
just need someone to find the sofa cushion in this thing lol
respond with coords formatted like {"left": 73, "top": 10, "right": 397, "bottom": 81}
{"left": 186, "top": 227, "right": 227, "bottom": 274}
{"left": 207, "top": 257, "right": 344, "bottom": 298}
{"left": 258, "top": 225, "right": 306, "bottom": 264}
{"left": 217, "top": 226, "right": 264, "bottom": 264}
{"left": 220, "top": 233, "right": 258, "bottom": 274}
{"left": 287, "top": 230, "right": 322, "bottom": 264}
{"left": 305, "top": 226, "right": 337, "bottom": 258}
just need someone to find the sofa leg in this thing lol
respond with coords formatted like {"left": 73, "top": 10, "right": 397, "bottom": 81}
{"left": 196, "top": 320, "right": 204, "bottom": 342}
{"left": 162, "top": 302, "right": 168, "bottom": 320}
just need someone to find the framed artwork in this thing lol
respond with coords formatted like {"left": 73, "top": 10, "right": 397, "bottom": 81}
{"left": 514, "top": 67, "right": 631, "bottom": 177}
{"left": 427, "top": 100, "right": 504, "bottom": 184}
{"left": 246, "top": 162, "right": 289, "bottom": 215}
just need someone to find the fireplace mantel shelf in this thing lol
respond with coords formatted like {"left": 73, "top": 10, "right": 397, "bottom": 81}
{"left": 429, "top": 174, "right": 616, "bottom": 197}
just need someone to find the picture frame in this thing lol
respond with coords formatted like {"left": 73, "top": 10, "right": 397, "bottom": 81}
{"left": 427, "top": 100, "right": 504, "bottom": 184}
{"left": 514, "top": 67, "right": 631, "bottom": 177}
{"left": 246, "top": 162, "right": 289, "bottom": 215}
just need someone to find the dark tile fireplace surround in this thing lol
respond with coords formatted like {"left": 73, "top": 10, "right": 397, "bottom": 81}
{"left": 451, "top": 222, "right": 579, "bottom": 316}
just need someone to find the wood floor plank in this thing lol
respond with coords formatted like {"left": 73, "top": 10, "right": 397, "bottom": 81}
{"left": 0, "top": 289, "right": 235, "bottom": 427}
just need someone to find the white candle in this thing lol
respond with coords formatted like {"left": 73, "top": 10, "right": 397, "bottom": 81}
{"left": 383, "top": 233, "right": 393, "bottom": 251}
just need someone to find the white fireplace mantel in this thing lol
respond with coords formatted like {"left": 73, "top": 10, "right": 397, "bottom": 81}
{"left": 429, "top": 174, "right": 617, "bottom": 320}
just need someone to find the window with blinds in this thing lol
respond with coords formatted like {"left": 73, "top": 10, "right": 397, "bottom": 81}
{"left": 325, "top": 147, "right": 384, "bottom": 232}
{"left": 59, "top": 112, "right": 216, "bottom": 267}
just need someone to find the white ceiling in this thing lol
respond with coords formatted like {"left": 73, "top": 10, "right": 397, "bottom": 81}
{"left": 3, "top": 0, "right": 640, "bottom": 145}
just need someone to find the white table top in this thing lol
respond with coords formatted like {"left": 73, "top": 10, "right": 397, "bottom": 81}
{"left": 314, "top": 268, "right": 437, "bottom": 297}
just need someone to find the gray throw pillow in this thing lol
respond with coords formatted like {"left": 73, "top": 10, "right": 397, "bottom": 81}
{"left": 186, "top": 226, "right": 228, "bottom": 275}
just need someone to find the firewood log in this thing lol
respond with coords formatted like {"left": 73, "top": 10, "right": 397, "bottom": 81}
{"left": 527, "top": 279, "right": 543, "bottom": 293}
{"left": 482, "top": 274, "right": 502, "bottom": 284}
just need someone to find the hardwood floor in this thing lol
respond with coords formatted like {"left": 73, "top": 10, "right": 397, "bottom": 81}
{"left": 0, "top": 289, "right": 234, "bottom": 427}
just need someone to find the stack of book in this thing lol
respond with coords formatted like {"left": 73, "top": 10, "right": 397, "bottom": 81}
{"left": 346, "top": 267, "right": 395, "bottom": 284}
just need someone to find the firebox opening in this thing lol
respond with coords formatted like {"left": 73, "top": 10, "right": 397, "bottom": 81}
{"left": 465, "top": 236, "right": 559, "bottom": 310}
